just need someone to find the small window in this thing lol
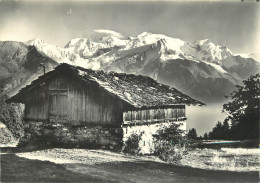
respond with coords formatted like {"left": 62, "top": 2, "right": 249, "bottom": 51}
{"left": 143, "top": 141, "right": 145, "bottom": 146}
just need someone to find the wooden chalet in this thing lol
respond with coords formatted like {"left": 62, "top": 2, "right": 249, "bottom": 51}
{"left": 7, "top": 63, "right": 204, "bottom": 149}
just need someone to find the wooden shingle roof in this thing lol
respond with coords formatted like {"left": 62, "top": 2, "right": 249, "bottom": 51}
{"left": 7, "top": 63, "right": 205, "bottom": 108}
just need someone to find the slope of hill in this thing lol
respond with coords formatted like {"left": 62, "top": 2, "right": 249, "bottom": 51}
{"left": 0, "top": 41, "right": 58, "bottom": 96}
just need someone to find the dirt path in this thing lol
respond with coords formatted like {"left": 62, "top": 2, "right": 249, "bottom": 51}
{"left": 0, "top": 149, "right": 258, "bottom": 182}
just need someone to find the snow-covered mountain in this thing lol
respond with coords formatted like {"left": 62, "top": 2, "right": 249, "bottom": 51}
{"left": 25, "top": 32, "right": 246, "bottom": 74}
{"left": 1, "top": 32, "right": 259, "bottom": 103}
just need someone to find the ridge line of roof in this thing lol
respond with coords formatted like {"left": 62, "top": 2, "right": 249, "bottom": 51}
{"left": 7, "top": 63, "right": 205, "bottom": 107}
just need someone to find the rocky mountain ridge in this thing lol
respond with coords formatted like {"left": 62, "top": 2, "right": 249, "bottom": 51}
{"left": 1, "top": 32, "right": 259, "bottom": 103}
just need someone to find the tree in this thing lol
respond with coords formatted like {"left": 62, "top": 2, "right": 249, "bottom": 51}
{"left": 203, "top": 133, "right": 208, "bottom": 139}
{"left": 223, "top": 74, "right": 259, "bottom": 140}
{"left": 208, "top": 121, "right": 223, "bottom": 139}
{"left": 222, "top": 120, "right": 230, "bottom": 139}
{"left": 206, "top": 121, "right": 231, "bottom": 140}
{"left": 187, "top": 128, "right": 197, "bottom": 140}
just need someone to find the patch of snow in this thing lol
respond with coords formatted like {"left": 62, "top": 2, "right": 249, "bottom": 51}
{"left": 65, "top": 38, "right": 85, "bottom": 48}
{"left": 205, "top": 62, "right": 227, "bottom": 73}
{"left": 161, "top": 54, "right": 182, "bottom": 62}
{"left": 99, "top": 35, "right": 128, "bottom": 47}
{"left": 183, "top": 39, "right": 232, "bottom": 64}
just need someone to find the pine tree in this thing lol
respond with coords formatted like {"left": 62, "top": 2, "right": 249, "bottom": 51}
{"left": 187, "top": 128, "right": 197, "bottom": 140}
{"left": 203, "top": 133, "right": 208, "bottom": 139}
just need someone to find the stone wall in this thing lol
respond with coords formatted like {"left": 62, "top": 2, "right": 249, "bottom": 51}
{"left": 20, "top": 120, "right": 186, "bottom": 153}
{"left": 21, "top": 121, "right": 123, "bottom": 150}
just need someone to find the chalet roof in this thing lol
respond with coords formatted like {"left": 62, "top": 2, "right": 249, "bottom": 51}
{"left": 7, "top": 63, "right": 204, "bottom": 108}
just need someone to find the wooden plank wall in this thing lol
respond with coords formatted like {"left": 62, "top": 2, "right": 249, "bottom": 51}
{"left": 66, "top": 77, "right": 126, "bottom": 124}
{"left": 25, "top": 73, "right": 129, "bottom": 124}
{"left": 123, "top": 107, "right": 186, "bottom": 123}
{"left": 25, "top": 83, "right": 49, "bottom": 120}
{"left": 47, "top": 75, "right": 68, "bottom": 122}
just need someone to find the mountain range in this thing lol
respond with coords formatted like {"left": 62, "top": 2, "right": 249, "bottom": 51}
{"left": 1, "top": 32, "right": 259, "bottom": 104}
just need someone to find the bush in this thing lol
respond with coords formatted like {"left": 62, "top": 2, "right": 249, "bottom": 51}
{"left": 154, "top": 123, "right": 189, "bottom": 163}
{"left": 154, "top": 140, "right": 189, "bottom": 163}
{"left": 123, "top": 132, "right": 143, "bottom": 155}
{"left": 0, "top": 125, "right": 16, "bottom": 145}
{"left": 0, "top": 94, "right": 25, "bottom": 139}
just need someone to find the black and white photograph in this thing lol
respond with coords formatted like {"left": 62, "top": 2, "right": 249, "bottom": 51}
{"left": 0, "top": 0, "right": 259, "bottom": 182}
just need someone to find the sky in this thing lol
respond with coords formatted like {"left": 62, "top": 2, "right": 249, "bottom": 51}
{"left": 186, "top": 103, "right": 227, "bottom": 136}
{"left": 0, "top": 0, "right": 259, "bottom": 135}
{"left": 0, "top": 0, "right": 259, "bottom": 54}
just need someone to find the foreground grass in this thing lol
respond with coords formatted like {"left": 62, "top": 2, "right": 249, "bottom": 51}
{"left": 1, "top": 154, "right": 110, "bottom": 182}
{"left": 0, "top": 148, "right": 259, "bottom": 183}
